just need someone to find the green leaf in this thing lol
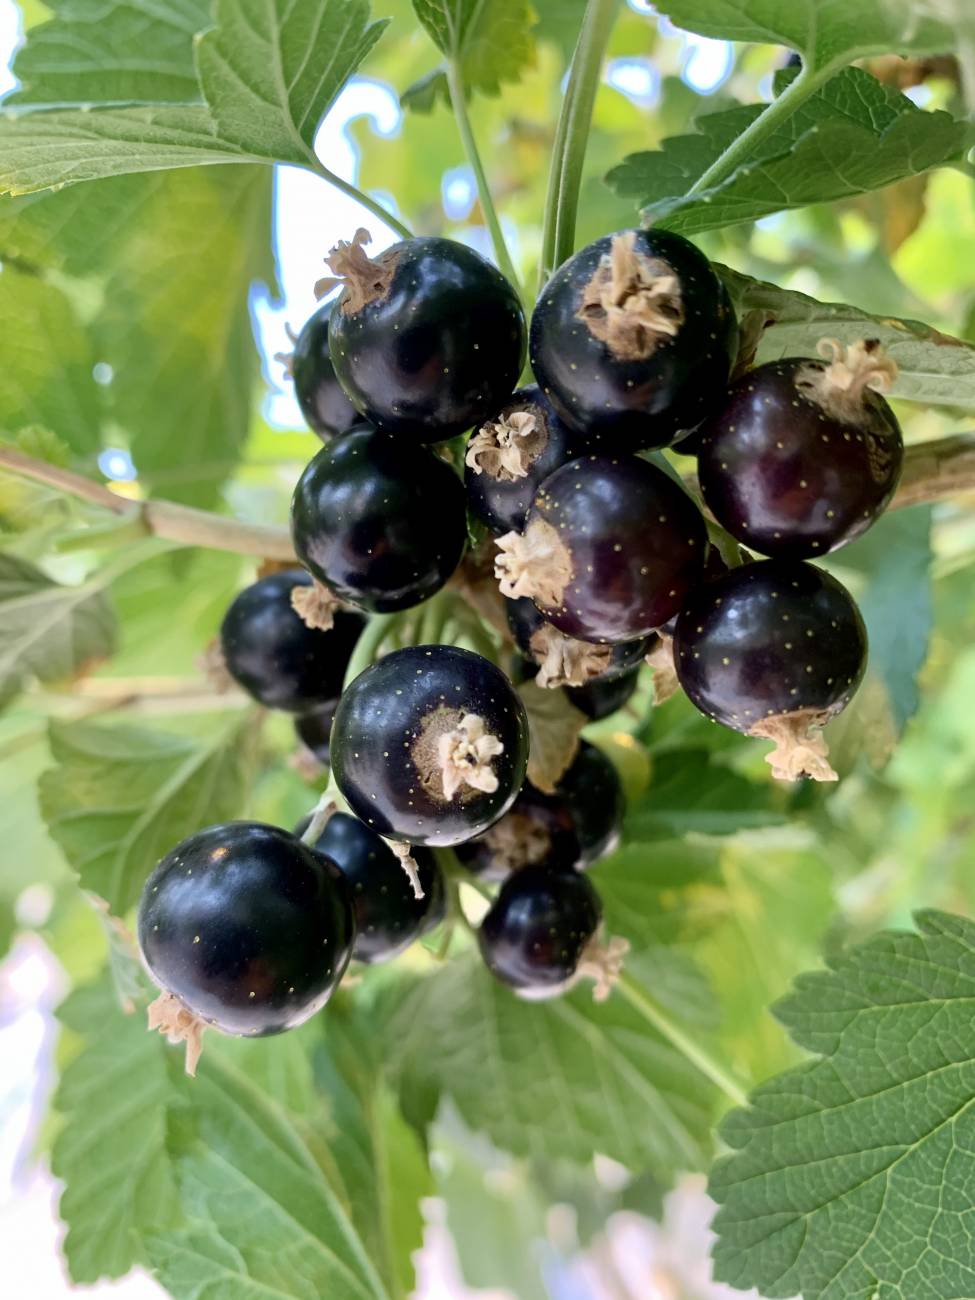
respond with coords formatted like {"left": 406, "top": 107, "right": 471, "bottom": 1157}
{"left": 595, "top": 838, "right": 725, "bottom": 946}
{"left": 0, "top": 166, "right": 274, "bottom": 507}
{"left": 0, "top": 553, "right": 117, "bottom": 708}
{"left": 388, "top": 954, "right": 716, "bottom": 1179}
{"left": 718, "top": 265, "right": 975, "bottom": 409}
{"left": 710, "top": 910, "right": 975, "bottom": 1300}
{"left": 625, "top": 749, "right": 786, "bottom": 838}
{"left": 606, "top": 68, "right": 971, "bottom": 236}
{"left": 315, "top": 1006, "right": 432, "bottom": 1299}
{"left": 52, "top": 979, "right": 185, "bottom": 1283}
{"left": 0, "top": 269, "right": 103, "bottom": 456}
{"left": 39, "top": 712, "right": 260, "bottom": 915}
{"left": 653, "top": 0, "right": 955, "bottom": 71}
{"left": 833, "top": 508, "right": 934, "bottom": 734}
{"left": 411, "top": 0, "right": 536, "bottom": 99}
{"left": 0, "top": 0, "right": 389, "bottom": 194}
{"left": 195, "top": 0, "right": 389, "bottom": 165}
{"left": 149, "top": 1048, "right": 392, "bottom": 1300}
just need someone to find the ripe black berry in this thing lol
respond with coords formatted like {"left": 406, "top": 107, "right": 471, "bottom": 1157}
{"left": 478, "top": 866, "right": 601, "bottom": 993}
{"left": 138, "top": 822, "right": 355, "bottom": 1039}
{"left": 511, "top": 654, "right": 641, "bottom": 721}
{"left": 291, "top": 425, "right": 468, "bottom": 612}
{"left": 323, "top": 230, "right": 526, "bottom": 441}
{"left": 294, "top": 700, "right": 337, "bottom": 765}
{"left": 464, "top": 386, "right": 582, "bottom": 535}
{"left": 506, "top": 595, "right": 649, "bottom": 688}
{"left": 698, "top": 341, "right": 903, "bottom": 558}
{"left": 455, "top": 782, "right": 582, "bottom": 880}
{"left": 556, "top": 741, "right": 624, "bottom": 865}
{"left": 496, "top": 455, "right": 706, "bottom": 642}
{"left": 289, "top": 301, "right": 360, "bottom": 442}
{"left": 674, "top": 560, "right": 868, "bottom": 781}
{"left": 530, "top": 229, "right": 737, "bottom": 450}
{"left": 299, "top": 812, "right": 446, "bottom": 963}
{"left": 220, "top": 570, "right": 364, "bottom": 712}
{"left": 331, "top": 645, "right": 530, "bottom": 846}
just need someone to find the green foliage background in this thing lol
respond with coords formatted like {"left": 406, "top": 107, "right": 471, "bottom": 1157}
{"left": 1, "top": 1, "right": 975, "bottom": 1297}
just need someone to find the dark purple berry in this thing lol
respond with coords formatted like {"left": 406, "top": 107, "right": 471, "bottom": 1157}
{"left": 556, "top": 741, "right": 624, "bottom": 865}
{"left": 674, "top": 560, "right": 867, "bottom": 781}
{"left": 324, "top": 231, "right": 526, "bottom": 442}
{"left": 331, "top": 646, "right": 530, "bottom": 847}
{"left": 220, "top": 569, "right": 364, "bottom": 712}
{"left": 291, "top": 425, "right": 467, "bottom": 612}
{"left": 290, "top": 301, "right": 360, "bottom": 441}
{"left": 464, "top": 386, "right": 582, "bottom": 535}
{"left": 138, "top": 822, "right": 355, "bottom": 1037}
{"left": 496, "top": 455, "right": 707, "bottom": 643}
{"left": 698, "top": 342, "right": 903, "bottom": 559}
{"left": 566, "top": 666, "right": 641, "bottom": 720}
{"left": 530, "top": 229, "right": 737, "bottom": 450}
{"left": 506, "top": 595, "right": 649, "bottom": 688}
{"left": 478, "top": 866, "right": 601, "bottom": 993}
{"left": 298, "top": 812, "right": 446, "bottom": 964}
{"left": 455, "top": 782, "right": 582, "bottom": 881}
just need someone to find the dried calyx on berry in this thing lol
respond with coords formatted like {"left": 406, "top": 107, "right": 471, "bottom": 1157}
{"left": 505, "top": 595, "right": 650, "bottom": 689}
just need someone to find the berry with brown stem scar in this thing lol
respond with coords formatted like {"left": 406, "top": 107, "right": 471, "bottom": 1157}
{"left": 505, "top": 594, "right": 650, "bottom": 688}
{"left": 495, "top": 455, "right": 707, "bottom": 642}
{"left": 697, "top": 339, "right": 903, "bottom": 558}
{"left": 330, "top": 645, "right": 530, "bottom": 847}
{"left": 530, "top": 229, "right": 737, "bottom": 450}
{"left": 322, "top": 229, "right": 526, "bottom": 442}
{"left": 674, "top": 559, "right": 868, "bottom": 782}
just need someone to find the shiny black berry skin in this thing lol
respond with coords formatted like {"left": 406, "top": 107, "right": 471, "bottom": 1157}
{"left": 220, "top": 570, "right": 365, "bottom": 712}
{"left": 298, "top": 812, "right": 446, "bottom": 963}
{"left": 567, "top": 666, "right": 640, "bottom": 720}
{"left": 455, "top": 782, "right": 582, "bottom": 881}
{"left": 506, "top": 596, "right": 649, "bottom": 684}
{"left": 697, "top": 359, "right": 903, "bottom": 559}
{"left": 331, "top": 646, "right": 530, "bottom": 847}
{"left": 530, "top": 229, "right": 737, "bottom": 451}
{"left": 465, "top": 387, "right": 582, "bottom": 535}
{"left": 294, "top": 700, "right": 337, "bottom": 764}
{"left": 291, "top": 426, "right": 468, "bottom": 613}
{"left": 557, "top": 741, "right": 624, "bottom": 865}
{"left": 138, "top": 822, "right": 355, "bottom": 1036}
{"left": 328, "top": 237, "right": 526, "bottom": 442}
{"left": 478, "top": 866, "right": 601, "bottom": 993}
{"left": 524, "top": 455, "right": 707, "bottom": 642}
{"left": 674, "top": 560, "right": 868, "bottom": 732}
{"left": 291, "top": 302, "right": 360, "bottom": 442}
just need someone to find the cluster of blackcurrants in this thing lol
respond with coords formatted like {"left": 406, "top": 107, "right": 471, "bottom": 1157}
{"left": 138, "top": 225, "right": 903, "bottom": 1069}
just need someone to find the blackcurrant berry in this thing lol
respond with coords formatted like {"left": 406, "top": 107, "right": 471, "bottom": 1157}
{"left": 138, "top": 822, "right": 355, "bottom": 1038}
{"left": 556, "top": 741, "right": 624, "bottom": 865}
{"left": 298, "top": 812, "right": 446, "bottom": 964}
{"left": 294, "top": 700, "right": 337, "bottom": 765}
{"left": 220, "top": 569, "right": 365, "bottom": 712}
{"left": 506, "top": 595, "right": 649, "bottom": 689}
{"left": 464, "top": 386, "right": 582, "bottom": 535}
{"left": 511, "top": 654, "right": 641, "bottom": 721}
{"left": 331, "top": 646, "right": 530, "bottom": 847}
{"left": 478, "top": 865, "right": 601, "bottom": 993}
{"left": 455, "top": 781, "right": 582, "bottom": 880}
{"left": 290, "top": 301, "right": 360, "bottom": 442}
{"left": 697, "top": 341, "right": 903, "bottom": 558}
{"left": 674, "top": 559, "right": 868, "bottom": 781}
{"left": 323, "top": 230, "right": 526, "bottom": 441}
{"left": 291, "top": 425, "right": 468, "bottom": 613}
{"left": 496, "top": 455, "right": 707, "bottom": 642}
{"left": 530, "top": 229, "right": 737, "bottom": 450}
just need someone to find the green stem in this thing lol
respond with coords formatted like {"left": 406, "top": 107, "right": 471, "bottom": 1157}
{"left": 616, "top": 971, "right": 749, "bottom": 1110}
{"left": 688, "top": 66, "right": 826, "bottom": 197}
{"left": 446, "top": 61, "right": 521, "bottom": 293}
{"left": 312, "top": 162, "right": 413, "bottom": 241}
{"left": 342, "top": 612, "right": 401, "bottom": 690}
{"left": 539, "top": 0, "right": 619, "bottom": 287}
